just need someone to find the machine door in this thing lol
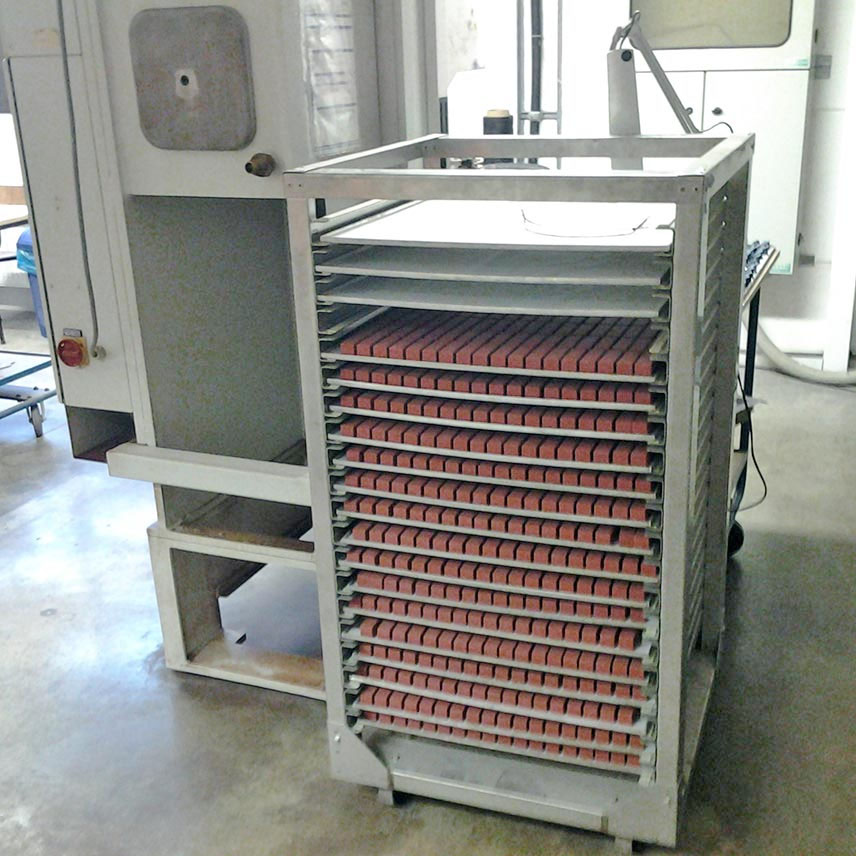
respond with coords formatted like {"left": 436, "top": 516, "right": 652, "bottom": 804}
{"left": 702, "top": 69, "right": 810, "bottom": 274}
{"left": 6, "top": 55, "right": 133, "bottom": 413}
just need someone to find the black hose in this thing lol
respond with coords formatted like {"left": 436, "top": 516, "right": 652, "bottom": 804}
{"left": 529, "top": 0, "right": 543, "bottom": 136}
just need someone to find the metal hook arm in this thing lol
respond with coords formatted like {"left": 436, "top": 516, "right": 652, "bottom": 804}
{"left": 610, "top": 11, "right": 700, "bottom": 134}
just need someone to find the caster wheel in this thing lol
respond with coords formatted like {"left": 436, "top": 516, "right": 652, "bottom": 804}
{"left": 27, "top": 403, "right": 44, "bottom": 438}
{"left": 728, "top": 521, "right": 744, "bottom": 556}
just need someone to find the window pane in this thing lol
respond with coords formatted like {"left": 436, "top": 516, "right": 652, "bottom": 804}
{"left": 632, "top": 0, "right": 793, "bottom": 49}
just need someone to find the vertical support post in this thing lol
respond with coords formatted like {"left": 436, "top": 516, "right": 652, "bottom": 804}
{"left": 146, "top": 531, "right": 192, "bottom": 668}
{"left": 556, "top": 0, "right": 563, "bottom": 135}
{"left": 285, "top": 198, "right": 345, "bottom": 720}
{"left": 656, "top": 181, "right": 707, "bottom": 794}
{"left": 284, "top": 197, "right": 391, "bottom": 788}
{"left": 701, "top": 165, "right": 751, "bottom": 652}
{"left": 516, "top": 0, "right": 525, "bottom": 134}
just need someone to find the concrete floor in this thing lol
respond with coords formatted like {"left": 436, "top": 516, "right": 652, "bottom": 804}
{"left": 1, "top": 356, "right": 855, "bottom": 855}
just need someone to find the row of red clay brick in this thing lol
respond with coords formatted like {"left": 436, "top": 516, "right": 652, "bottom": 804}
{"left": 338, "top": 364, "right": 654, "bottom": 405}
{"left": 354, "top": 602, "right": 642, "bottom": 651}
{"left": 349, "top": 549, "right": 648, "bottom": 601}
{"left": 344, "top": 497, "right": 652, "bottom": 551}
{"left": 358, "top": 642, "right": 648, "bottom": 700}
{"left": 359, "top": 689, "right": 642, "bottom": 767}
{"left": 354, "top": 571, "right": 645, "bottom": 624}
{"left": 350, "top": 522, "right": 659, "bottom": 576}
{"left": 338, "top": 311, "right": 656, "bottom": 376}
{"left": 357, "top": 663, "right": 641, "bottom": 728}
{"left": 357, "top": 632, "right": 645, "bottom": 681}
{"left": 344, "top": 470, "right": 649, "bottom": 522}
{"left": 338, "top": 391, "right": 651, "bottom": 436}
{"left": 344, "top": 446, "right": 655, "bottom": 495}
{"left": 339, "top": 418, "right": 651, "bottom": 466}
{"left": 358, "top": 622, "right": 647, "bottom": 677}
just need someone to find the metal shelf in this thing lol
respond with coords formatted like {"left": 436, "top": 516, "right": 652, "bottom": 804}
{"left": 340, "top": 564, "right": 655, "bottom": 608}
{"left": 341, "top": 539, "right": 660, "bottom": 585}
{"left": 331, "top": 434, "right": 660, "bottom": 475}
{"left": 346, "top": 584, "right": 650, "bottom": 630}
{"left": 316, "top": 244, "right": 671, "bottom": 286}
{"left": 321, "top": 350, "right": 665, "bottom": 383}
{"left": 343, "top": 624, "right": 658, "bottom": 670}
{"left": 330, "top": 406, "right": 661, "bottom": 443}
{"left": 327, "top": 378, "right": 659, "bottom": 413}
{"left": 354, "top": 719, "right": 651, "bottom": 777}
{"left": 333, "top": 456, "right": 660, "bottom": 501}
{"left": 337, "top": 511, "right": 657, "bottom": 557}
{"left": 344, "top": 627, "right": 655, "bottom": 685}
{"left": 321, "top": 199, "right": 676, "bottom": 253}
{"left": 318, "top": 278, "right": 670, "bottom": 318}
{"left": 347, "top": 652, "right": 656, "bottom": 710}
{"left": 334, "top": 484, "right": 656, "bottom": 529}
{"left": 349, "top": 685, "right": 652, "bottom": 738}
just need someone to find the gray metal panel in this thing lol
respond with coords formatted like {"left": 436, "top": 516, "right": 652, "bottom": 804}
{"left": 129, "top": 7, "right": 256, "bottom": 151}
{"left": 125, "top": 196, "right": 303, "bottom": 461}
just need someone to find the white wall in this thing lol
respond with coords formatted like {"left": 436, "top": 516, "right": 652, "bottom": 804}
{"left": 436, "top": 0, "right": 517, "bottom": 135}
{"left": 760, "top": 1, "right": 856, "bottom": 366}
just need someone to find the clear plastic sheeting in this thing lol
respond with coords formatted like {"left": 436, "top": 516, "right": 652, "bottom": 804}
{"left": 300, "top": 0, "right": 362, "bottom": 158}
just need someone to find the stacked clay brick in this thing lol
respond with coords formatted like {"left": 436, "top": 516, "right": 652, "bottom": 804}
{"left": 331, "top": 310, "right": 660, "bottom": 775}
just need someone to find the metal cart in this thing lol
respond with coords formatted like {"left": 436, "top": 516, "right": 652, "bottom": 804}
{"left": 0, "top": 351, "right": 56, "bottom": 437}
{"left": 284, "top": 133, "right": 753, "bottom": 850}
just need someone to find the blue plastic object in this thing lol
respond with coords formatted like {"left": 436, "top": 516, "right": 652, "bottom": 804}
{"left": 15, "top": 229, "right": 46, "bottom": 337}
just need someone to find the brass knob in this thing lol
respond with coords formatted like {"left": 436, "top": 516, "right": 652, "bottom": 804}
{"left": 245, "top": 153, "right": 276, "bottom": 177}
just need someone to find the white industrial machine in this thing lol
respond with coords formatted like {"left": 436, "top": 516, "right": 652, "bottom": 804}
{"left": 629, "top": 0, "right": 816, "bottom": 276}
{"left": 2, "top": 0, "right": 437, "bottom": 695}
{"left": 3, "top": 1, "right": 759, "bottom": 850}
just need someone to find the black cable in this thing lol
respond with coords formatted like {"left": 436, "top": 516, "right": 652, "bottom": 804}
{"left": 702, "top": 120, "right": 735, "bottom": 134}
{"left": 736, "top": 372, "right": 768, "bottom": 511}
{"left": 56, "top": 0, "right": 102, "bottom": 356}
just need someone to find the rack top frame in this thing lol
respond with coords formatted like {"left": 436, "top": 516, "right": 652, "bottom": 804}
{"left": 282, "top": 134, "right": 755, "bottom": 204}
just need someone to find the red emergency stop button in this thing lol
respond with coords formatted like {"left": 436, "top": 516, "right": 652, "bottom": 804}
{"left": 57, "top": 337, "right": 88, "bottom": 367}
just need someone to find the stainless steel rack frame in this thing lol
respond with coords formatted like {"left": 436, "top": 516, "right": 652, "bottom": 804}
{"left": 283, "top": 134, "right": 752, "bottom": 850}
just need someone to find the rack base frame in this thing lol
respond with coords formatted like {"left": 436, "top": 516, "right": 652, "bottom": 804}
{"left": 285, "top": 133, "right": 753, "bottom": 849}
